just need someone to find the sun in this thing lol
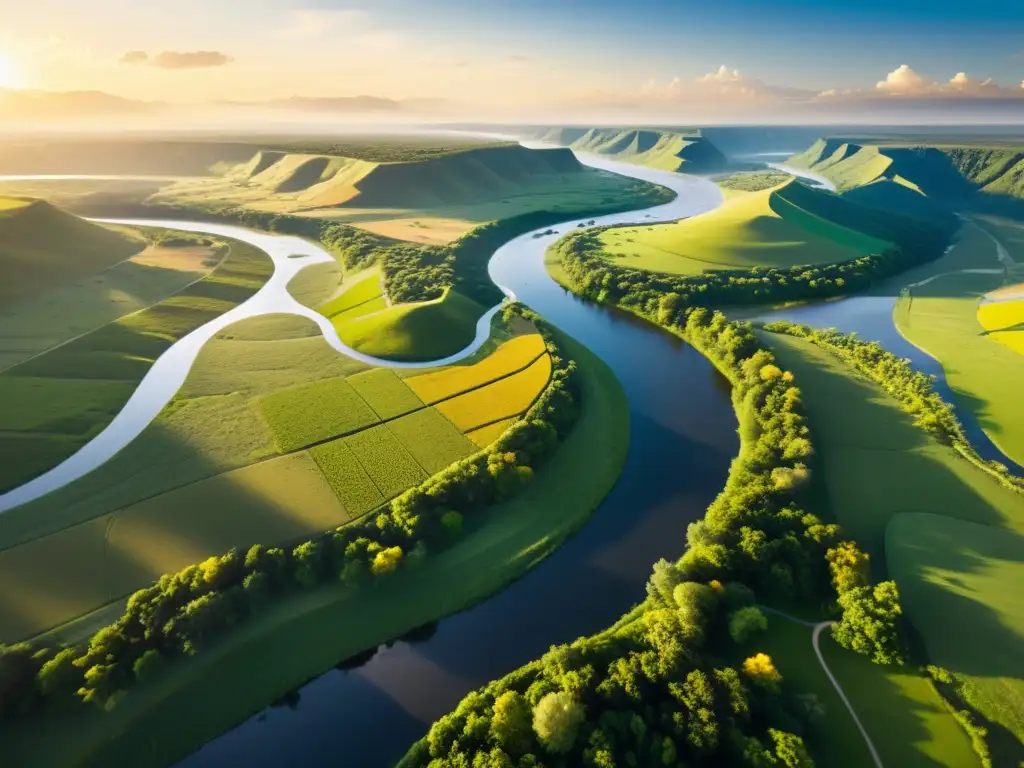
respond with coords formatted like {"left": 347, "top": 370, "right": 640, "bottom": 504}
{"left": 0, "top": 53, "right": 24, "bottom": 89}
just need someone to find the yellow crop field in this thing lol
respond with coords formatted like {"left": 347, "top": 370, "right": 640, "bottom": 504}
{"left": 466, "top": 418, "right": 516, "bottom": 448}
{"left": 407, "top": 333, "right": 546, "bottom": 404}
{"left": 978, "top": 299, "right": 1024, "bottom": 355}
{"left": 437, "top": 353, "right": 552, "bottom": 432}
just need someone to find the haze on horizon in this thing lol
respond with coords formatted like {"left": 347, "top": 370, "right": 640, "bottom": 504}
{"left": 0, "top": 0, "right": 1023, "bottom": 129}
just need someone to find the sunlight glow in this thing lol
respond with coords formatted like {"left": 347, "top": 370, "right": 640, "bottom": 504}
{"left": 0, "top": 53, "right": 23, "bottom": 89}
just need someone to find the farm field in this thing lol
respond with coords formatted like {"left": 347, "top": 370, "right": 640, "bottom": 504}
{"left": 894, "top": 224, "right": 1024, "bottom": 467}
{"left": 0, "top": 327, "right": 630, "bottom": 768}
{"left": 764, "top": 329, "right": 1024, "bottom": 764}
{"left": 887, "top": 513, "right": 1024, "bottom": 754}
{"left": 596, "top": 179, "right": 891, "bottom": 276}
{"left": 0, "top": 317, "right": 556, "bottom": 642}
{"left": 0, "top": 236, "right": 272, "bottom": 493}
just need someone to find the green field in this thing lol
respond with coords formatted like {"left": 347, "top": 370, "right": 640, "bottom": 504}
{"left": 560, "top": 127, "right": 727, "bottom": 173}
{"left": 337, "top": 288, "right": 486, "bottom": 361}
{"left": 0, "top": 328, "right": 630, "bottom": 768}
{"left": 0, "top": 314, "right": 556, "bottom": 641}
{"left": 0, "top": 236, "right": 271, "bottom": 493}
{"left": 597, "top": 179, "right": 891, "bottom": 275}
{"left": 894, "top": 223, "right": 1024, "bottom": 467}
{"left": 0, "top": 196, "right": 145, "bottom": 305}
{"left": 888, "top": 513, "right": 1024, "bottom": 753}
{"left": 745, "top": 616, "right": 977, "bottom": 767}
{"left": 764, "top": 329, "right": 1024, "bottom": 763}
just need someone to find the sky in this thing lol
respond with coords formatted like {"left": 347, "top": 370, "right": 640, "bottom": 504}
{"left": 0, "top": 0, "right": 1023, "bottom": 121}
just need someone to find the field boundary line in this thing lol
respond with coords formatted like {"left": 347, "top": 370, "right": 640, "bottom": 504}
{"left": 0, "top": 237, "right": 232, "bottom": 376}
{"left": 416, "top": 349, "right": 547, "bottom": 406}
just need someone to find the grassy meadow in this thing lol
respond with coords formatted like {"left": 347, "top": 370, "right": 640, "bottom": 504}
{"left": 0, "top": 318, "right": 556, "bottom": 642}
{"left": 0, "top": 237, "right": 272, "bottom": 493}
{"left": 597, "top": 180, "right": 890, "bottom": 276}
{"left": 894, "top": 223, "right": 1024, "bottom": 467}
{"left": 0, "top": 328, "right": 630, "bottom": 768}
{"left": 764, "top": 329, "right": 1024, "bottom": 762}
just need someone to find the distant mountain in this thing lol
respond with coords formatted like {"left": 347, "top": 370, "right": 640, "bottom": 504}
{"left": 0, "top": 88, "right": 161, "bottom": 119}
{"left": 261, "top": 95, "right": 403, "bottom": 112}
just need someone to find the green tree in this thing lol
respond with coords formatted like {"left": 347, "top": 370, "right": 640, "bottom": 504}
{"left": 728, "top": 606, "right": 768, "bottom": 644}
{"left": 491, "top": 690, "right": 534, "bottom": 755}
{"left": 769, "top": 729, "right": 814, "bottom": 767}
{"left": 833, "top": 581, "right": 904, "bottom": 665}
{"left": 533, "top": 691, "right": 585, "bottom": 754}
{"left": 36, "top": 647, "right": 80, "bottom": 699}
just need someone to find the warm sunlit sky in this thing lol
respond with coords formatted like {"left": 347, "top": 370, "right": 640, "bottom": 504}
{"left": 1, "top": 0, "right": 1023, "bottom": 118}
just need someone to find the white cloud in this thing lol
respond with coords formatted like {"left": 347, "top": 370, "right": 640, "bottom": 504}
{"left": 876, "top": 64, "right": 934, "bottom": 94}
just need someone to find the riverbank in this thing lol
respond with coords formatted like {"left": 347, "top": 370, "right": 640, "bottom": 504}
{"left": 1, "top": 325, "right": 629, "bottom": 768}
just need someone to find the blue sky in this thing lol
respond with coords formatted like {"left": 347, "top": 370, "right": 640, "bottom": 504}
{"left": 0, "top": 0, "right": 1021, "bottom": 115}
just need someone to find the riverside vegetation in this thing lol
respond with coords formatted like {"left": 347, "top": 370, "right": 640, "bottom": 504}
{"left": 399, "top": 308, "right": 904, "bottom": 768}
{"left": 0, "top": 304, "right": 584, "bottom": 728}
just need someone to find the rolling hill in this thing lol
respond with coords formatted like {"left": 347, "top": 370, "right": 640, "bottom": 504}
{"left": 0, "top": 197, "right": 144, "bottom": 304}
{"left": 532, "top": 127, "right": 728, "bottom": 174}
{"left": 597, "top": 178, "right": 894, "bottom": 274}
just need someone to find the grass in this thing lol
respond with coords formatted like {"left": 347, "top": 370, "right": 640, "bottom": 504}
{"left": 741, "top": 615, "right": 977, "bottom": 767}
{"left": 0, "top": 239, "right": 219, "bottom": 372}
{"left": 566, "top": 128, "right": 726, "bottom": 173}
{"left": 346, "top": 368, "right": 424, "bottom": 420}
{"left": 466, "top": 418, "right": 515, "bottom": 448}
{"left": 762, "top": 330, "right": 1024, "bottom": 765}
{"left": 342, "top": 424, "right": 427, "bottom": 500}
{"left": 257, "top": 376, "right": 380, "bottom": 452}
{"left": 385, "top": 409, "right": 477, "bottom": 474}
{"left": 337, "top": 288, "right": 486, "bottom": 362}
{"left": 0, "top": 198, "right": 144, "bottom": 305}
{"left": 894, "top": 225, "right": 1024, "bottom": 467}
{"left": 819, "top": 632, "right": 980, "bottom": 767}
{"left": 157, "top": 144, "right": 667, "bottom": 245}
{"left": 0, "top": 238, "right": 271, "bottom": 493}
{"left": 762, "top": 331, "right": 1024, "bottom": 563}
{"left": 285, "top": 261, "right": 342, "bottom": 309}
{"left": 0, "top": 327, "right": 629, "bottom": 768}
{"left": 598, "top": 180, "right": 890, "bottom": 276}
{"left": 318, "top": 266, "right": 386, "bottom": 326}
{"left": 717, "top": 170, "right": 794, "bottom": 192}
{"left": 437, "top": 353, "right": 552, "bottom": 432}
{"left": 407, "top": 332, "right": 546, "bottom": 403}
{"left": 887, "top": 512, "right": 1024, "bottom": 753}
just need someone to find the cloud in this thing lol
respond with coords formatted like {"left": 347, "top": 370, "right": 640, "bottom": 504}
{"left": 506, "top": 55, "right": 529, "bottom": 63}
{"left": 875, "top": 63, "right": 932, "bottom": 94}
{"left": 120, "top": 50, "right": 148, "bottom": 65}
{"left": 122, "top": 50, "right": 234, "bottom": 69}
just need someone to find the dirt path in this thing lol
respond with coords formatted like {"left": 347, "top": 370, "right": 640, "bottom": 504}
{"left": 761, "top": 607, "right": 885, "bottom": 768}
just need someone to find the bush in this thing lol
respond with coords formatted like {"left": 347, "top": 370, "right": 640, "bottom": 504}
{"left": 532, "top": 691, "right": 586, "bottom": 754}
{"left": 729, "top": 606, "right": 768, "bottom": 644}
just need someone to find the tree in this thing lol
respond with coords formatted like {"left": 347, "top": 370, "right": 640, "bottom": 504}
{"left": 729, "top": 606, "right": 768, "bottom": 644}
{"left": 491, "top": 690, "right": 533, "bottom": 755}
{"left": 826, "top": 541, "right": 870, "bottom": 596}
{"left": 646, "top": 559, "right": 683, "bottom": 607}
{"left": 742, "top": 653, "right": 781, "bottom": 691}
{"left": 769, "top": 729, "right": 814, "bottom": 767}
{"left": 132, "top": 649, "right": 163, "bottom": 682}
{"left": 533, "top": 691, "right": 585, "bottom": 754}
{"left": 36, "top": 647, "right": 81, "bottom": 699}
{"left": 371, "top": 546, "right": 404, "bottom": 576}
{"left": 832, "top": 581, "right": 904, "bottom": 665}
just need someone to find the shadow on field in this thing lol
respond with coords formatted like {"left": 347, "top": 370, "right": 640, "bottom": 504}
{"left": 0, "top": 418, "right": 350, "bottom": 644}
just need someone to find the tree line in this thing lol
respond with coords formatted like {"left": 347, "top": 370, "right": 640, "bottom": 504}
{"left": 0, "top": 304, "right": 581, "bottom": 723}
{"left": 551, "top": 212, "right": 952, "bottom": 315}
{"left": 398, "top": 307, "right": 905, "bottom": 768}
{"left": 764, "top": 321, "right": 1024, "bottom": 492}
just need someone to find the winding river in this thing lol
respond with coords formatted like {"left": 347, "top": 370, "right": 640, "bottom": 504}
{"left": 3, "top": 146, "right": 1016, "bottom": 764}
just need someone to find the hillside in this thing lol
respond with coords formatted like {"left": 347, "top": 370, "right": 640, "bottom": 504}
{"left": 532, "top": 127, "right": 728, "bottom": 174}
{"left": 842, "top": 178, "right": 952, "bottom": 224}
{"left": 156, "top": 143, "right": 667, "bottom": 243}
{"left": 597, "top": 178, "right": 894, "bottom": 274}
{"left": 786, "top": 138, "right": 1024, "bottom": 201}
{"left": 0, "top": 197, "right": 144, "bottom": 304}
